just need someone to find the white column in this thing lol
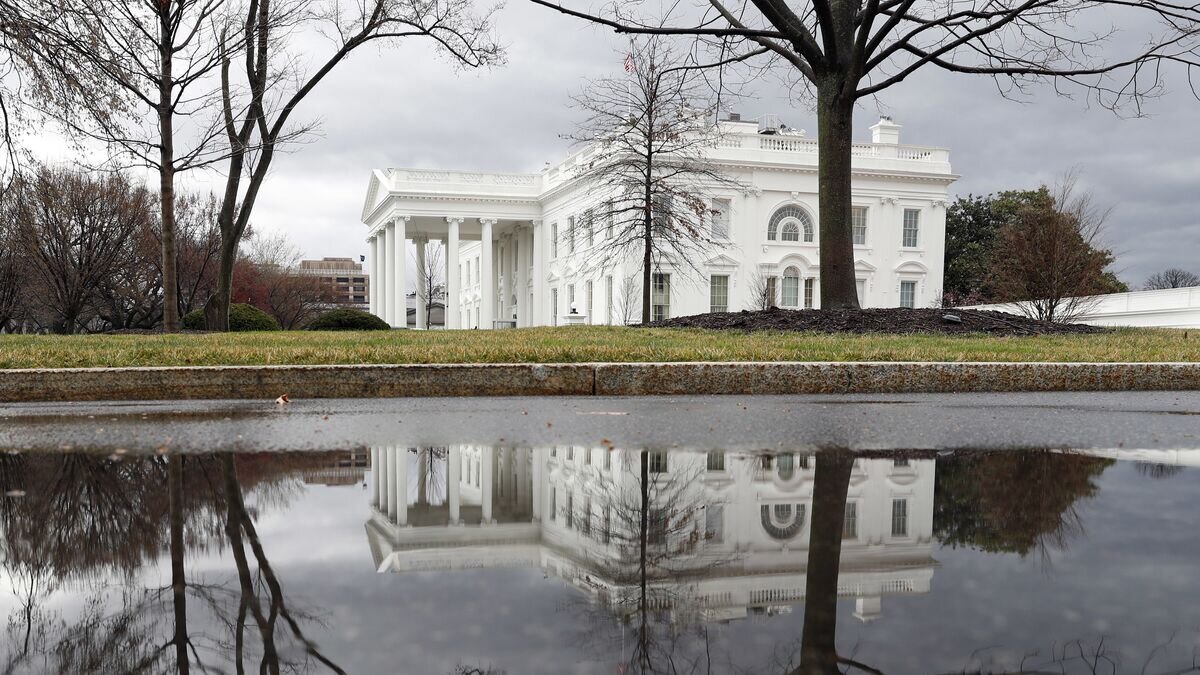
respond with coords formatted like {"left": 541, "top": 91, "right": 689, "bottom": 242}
{"left": 531, "top": 219, "right": 544, "bottom": 326}
{"left": 516, "top": 225, "right": 530, "bottom": 327}
{"left": 531, "top": 447, "right": 543, "bottom": 522}
{"left": 393, "top": 215, "right": 408, "bottom": 328}
{"left": 383, "top": 222, "right": 396, "bottom": 327}
{"left": 448, "top": 446, "right": 461, "bottom": 525}
{"left": 415, "top": 238, "right": 427, "bottom": 330}
{"left": 446, "top": 217, "right": 462, "bottom": 329}
{"left": 481, "top": 446, "right": 494, "bottom": 524}
{"left": 386, "top": 447, "right": 398, "bottom": 522}
{"left": 368, "top": 236, "right": 379, "bottom": 317}
{"left": 379, "top": 445, "right": 391, "bottom": 516}
{"left": 395, "top": 447, "right": 408, "bottom": 526}
{"left": 480, "top": 218, "right": 495, "bottom": 330}
{"left": 371, "top": 447, "right": 381, "bottom": 506}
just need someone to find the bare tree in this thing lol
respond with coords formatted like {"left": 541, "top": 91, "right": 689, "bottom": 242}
{"left": 414, "top": 241, "right": 446, "bottom": 328}
{"left": 1144, "top": 268, "right": 1200, "bottom": 290}
{"left": 6, "top": 0, "right": 240, "bottom": 333}
{"left": 746, "top": 268, "right": 775, "bottom": 310}
{"left": 204, "top": 0, "right": 503, "bottom": 330}
{"left": 245, "top": 232, "right": 329, "bottom": 329}
{"left": 615, "top": 274, "right": 642, "bottom": 326}
{"left": 530, "top": 0, "right": 1200, "bottom": 311}
{"left": 563, "top": 36, "right": 747, "bottom": 323}
{"left": 986, "top": 176, "right": 1120, "bottom": 323}
{"left": 3, "top": 167, "right": 155, "bottom": 333}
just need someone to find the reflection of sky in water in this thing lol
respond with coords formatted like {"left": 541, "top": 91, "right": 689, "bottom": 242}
{"left": 2, "top": 454, "right": 1199, "bottom": 674}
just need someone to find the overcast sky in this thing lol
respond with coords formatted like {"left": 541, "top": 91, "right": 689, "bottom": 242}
{"left": 38, "top": 1, "right": 1200, "bottom": 288}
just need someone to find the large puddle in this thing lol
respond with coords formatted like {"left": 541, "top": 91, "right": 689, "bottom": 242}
{"left": 1, "top": 443, "right": 1198, "bottom": 673}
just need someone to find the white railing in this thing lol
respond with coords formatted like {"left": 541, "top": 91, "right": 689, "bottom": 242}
{"left": 397, "top": 169, "right": 538, "bottom": 187}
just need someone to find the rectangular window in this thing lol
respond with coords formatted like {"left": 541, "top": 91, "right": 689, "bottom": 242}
{"left": 891, "top": 498, "right": 909, "bottom": 537}
{"left": 566, "top": 446, "right": 574, "bottom": 462}
{"left": 605, "top": 276, "right": 613, "bottom": 324}
{"left": 568, "top": 216, "right": 576, "bottom": 253}
{"left": 567, "top": 284, "right": 575, "bottom": 313}
{"left": 902, "top": 209, "right": 920, "bottom": 247}
{"left": 648, "top": 450, "right": 668, "bottom": 474}
{"left": 651, "top": 273, "right": 670, "bottom": 322}
{"left": 586, "top": 280, "right": 594, "bottom": 323}
{"left": 465, "top": 260, "right": 470, "bottom": 285}
{"left": 900, "top": 280, "right": 916, "bottom": 309}
{"left": 584, "top": 209, "right": 594, "bottom": 247}
{"left": 782, "top": 276, "right": 799, "bottom": 307}
{"left": 711, "top": 198, "right": 731, "bottom": 239}
{"left": 894, "top": 458, "right": 910, "bottom": 467}
{"left": 710, "top": 275, "right": 729, "bottom": 313}
{"left": 602, "top": 509, "right": 611, "bottom": 543}
{"left": 843, "top": 502, "right": 858, "bottom": 539}
{"left": 551, "top": 223, "right": 559, "bottom": 258}
{"left": 551, "top": 288, "right": 559, "bottom": 326}
{"left": 581, "top": 498, "right": 591, "bottom": 535}
{"left": 856, "top": 279, "right": 866, "bottom": 306}
{"left": 706, "top": 450, "right": 725, "bottom": 472}
{"left": 605, "top": 449, "right": 612, "bottom": 471}
{"left": 804, "top": 278, "right": 815, "bottom": 309}
{"left": 605, "top": 200, "right": 615, "bottom": 239}
{"left": 852, "top": 206, "right": 868, "bottom": 245}
{"left": 566, "top": 493, "right": 574, "bottom": 528}
{"left": 705, "top": 504, "right": 724, "bottom": 543}
{"left": 765, "top": 277, "right": 777, "bottom": 308}
{"left": 475, "top": 256, "right": 480, "bottom": 284}
{"left": 550, "top": 488, "right": 556, "bottom": 520}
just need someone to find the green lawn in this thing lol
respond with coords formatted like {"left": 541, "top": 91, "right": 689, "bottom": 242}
{"left": 0, "top": 326, "right": 1196, "bottom": 368}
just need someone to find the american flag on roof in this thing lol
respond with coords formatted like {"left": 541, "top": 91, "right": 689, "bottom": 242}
{"left": 623, "top": 54, "right": 635, "bottom": 73}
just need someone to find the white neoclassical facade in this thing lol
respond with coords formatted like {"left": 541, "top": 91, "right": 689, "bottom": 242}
{"left": 365, "top": 448, "right": 936, "bottom": 624}
{"left": 361, "top": 116, "right": 956, "bottom": 328}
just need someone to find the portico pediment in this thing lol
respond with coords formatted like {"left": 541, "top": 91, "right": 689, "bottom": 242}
{"left": 704, "top": 254, "right": 740, "bottom": 269}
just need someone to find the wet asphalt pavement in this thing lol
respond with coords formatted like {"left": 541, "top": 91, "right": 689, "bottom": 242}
{"left": 1, "top": 391, "right": 1197, "bottom": 453}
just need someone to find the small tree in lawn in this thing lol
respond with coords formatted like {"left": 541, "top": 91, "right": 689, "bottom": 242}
{"left": 1144, "top": 268, "right": 1200, "bottom": 290}
{"left": 564, "top": 36, "right": 746, "bottom": 324}
{"left": 986, "top": 176, "right": 1122, "bottom": 323}
{"left": 614, "top": 275, "right": 641, "bottom": 326}
{"left": 204, "top": 0, "right": 502, "bottom": 331}
{"left": 746, "top": 268, "right": 775, "bottom": 310}
{"left": 414, "top": 241, "right": 446, "bottom": 328}
{"left": 531, "top": 0, "right": 1200, "bottom": 311}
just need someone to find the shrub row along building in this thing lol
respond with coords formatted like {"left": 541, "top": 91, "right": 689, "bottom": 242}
{"left": 361, "top": 116, "right": 957, "bottom": 328}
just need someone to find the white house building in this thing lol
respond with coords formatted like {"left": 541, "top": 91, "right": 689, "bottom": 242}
{"left": 364, "top": 447, "right": 936, "bottom": 624}
{"left": 361, "top": 116, "right": 957, "bottom": 328}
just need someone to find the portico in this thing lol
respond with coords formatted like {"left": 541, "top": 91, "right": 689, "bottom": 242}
{"left": 362, "top": 169, "right": 543, "bottom": 328}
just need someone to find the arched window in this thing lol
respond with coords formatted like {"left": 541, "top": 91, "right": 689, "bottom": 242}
{"left": 782, "top": 266, "right": 800, "bottom": 307}
{"left": 761, "top": 503, "right": 806, "bottom": 540}
{"left": 768, "top": 205, "right": 815, "bottom": 242}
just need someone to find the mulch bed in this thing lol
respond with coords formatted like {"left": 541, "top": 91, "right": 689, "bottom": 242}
{"left": 642, "top": 307, "right": 1108, "bottom": 335}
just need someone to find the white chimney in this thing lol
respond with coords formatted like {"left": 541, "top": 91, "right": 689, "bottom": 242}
{"left": 870, "top": 116, "right": 901, "bottom": 144}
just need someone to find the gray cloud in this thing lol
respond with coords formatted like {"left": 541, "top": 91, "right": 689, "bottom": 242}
{"left": 183, "top": 2, "right": 1199, "bottom": 288}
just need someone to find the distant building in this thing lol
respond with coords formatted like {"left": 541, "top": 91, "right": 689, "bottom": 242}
{"left": 298, "top": 257, "right": 369, "bottom": 309}
{"left": 970, "top": 286, "right": 1200, "bottom": 328}
{"left": 406, "top": 294, "right": 446, "bottom": 329}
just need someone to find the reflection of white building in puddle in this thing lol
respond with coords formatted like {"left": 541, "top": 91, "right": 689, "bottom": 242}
{"left": 365, "top": 447, "right": 936, "bottom": 623}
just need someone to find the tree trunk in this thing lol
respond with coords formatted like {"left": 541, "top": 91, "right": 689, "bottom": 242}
{"left": 159, "top": 16, "right": 180, "bottom": 332}
{"left": 796, "top": 450, "right": 854, "bottom": 675}
{"left": 168, "top": 455, "right": 190, "bottom": 675}
{"left": 816, "top": 84, "right": 860, "bottom": 309}
{"left": 204, "top": 236, "right": 238, "bottom": 331}
{"left": 642, "top": 185, "right": 653, "bottom": 324}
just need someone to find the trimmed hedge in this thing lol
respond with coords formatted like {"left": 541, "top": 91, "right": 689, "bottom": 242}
{"left": 307, "top": 308, "right": 390, "bottom": 331}
{"left": 181, "top": 304, "right": 281, "bottom": 332}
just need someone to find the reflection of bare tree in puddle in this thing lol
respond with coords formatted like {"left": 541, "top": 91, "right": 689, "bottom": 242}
{"left": 0, "top": 451, "right": 346, "bottom": 674}
{"left": 561, "top": 449, "right": 749, "bottom": 674}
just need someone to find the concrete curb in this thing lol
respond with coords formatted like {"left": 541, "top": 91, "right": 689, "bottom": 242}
{"left": 1, "top": 361, "right": 1199, "bottom": 403}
